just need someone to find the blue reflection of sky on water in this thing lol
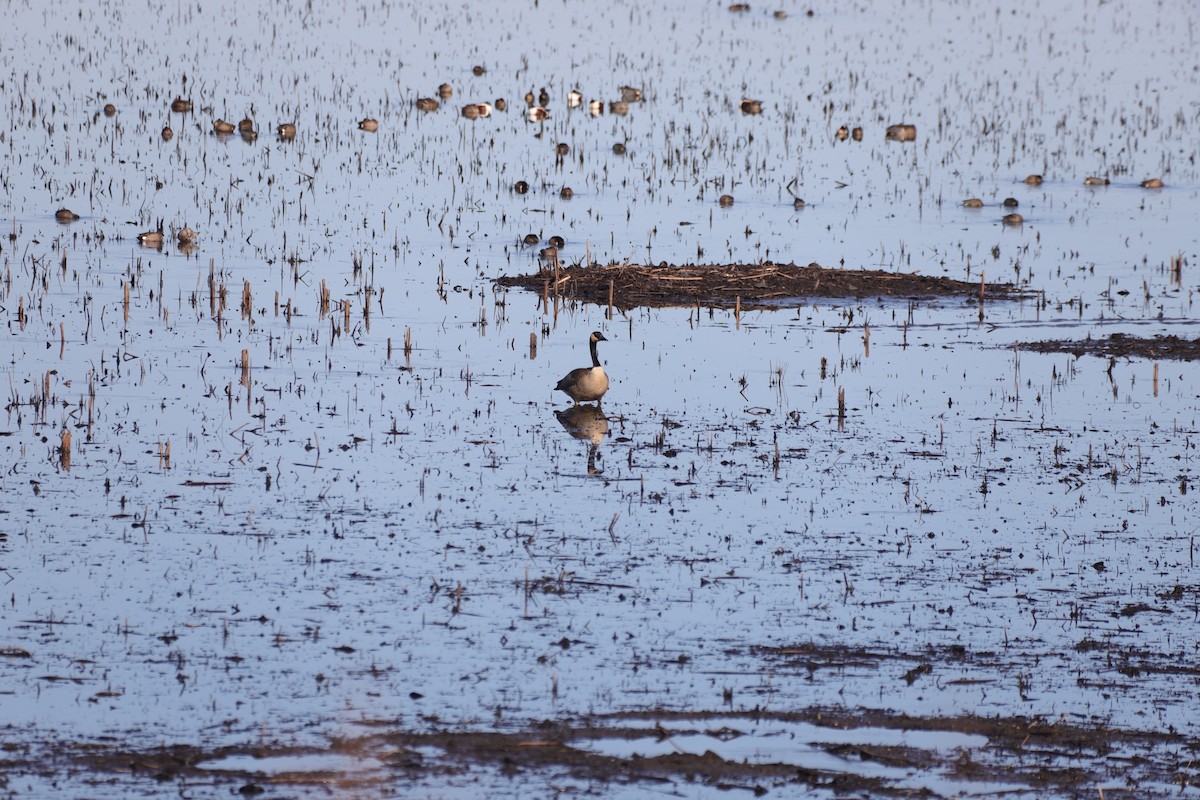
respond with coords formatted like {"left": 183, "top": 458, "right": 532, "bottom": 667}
{"left": 1, "top": 0, "right": 1199, "bottom": 794}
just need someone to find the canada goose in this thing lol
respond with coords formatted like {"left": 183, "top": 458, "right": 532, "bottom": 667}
{"left": 556, "top": 331, "right": 609, "bottom": 405}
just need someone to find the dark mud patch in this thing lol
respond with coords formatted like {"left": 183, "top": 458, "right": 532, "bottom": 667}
{"left": 1018, "top": 333, "right": 1200, "bottom": 362}
{"left": 495, "top": 262, "right": 1029, "bottom": 310}
{"left": 12, "top": 706, "right": 1196, "bottom": 798}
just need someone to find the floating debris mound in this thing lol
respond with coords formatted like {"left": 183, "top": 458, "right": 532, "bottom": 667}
{"left": 496, "top": 261, "right": 1029, "bottom": 310}
{"left": 1019, "top": 333, "right": 1200, "bottom": 362}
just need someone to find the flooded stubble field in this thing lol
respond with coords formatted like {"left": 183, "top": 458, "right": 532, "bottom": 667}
{"left": 2, "top": 0, "right": 1200, "bottom": 796}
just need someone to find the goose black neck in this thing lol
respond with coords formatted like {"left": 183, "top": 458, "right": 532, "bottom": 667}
{"left": 589, "top": 337, "right": 601, "bottom": 368}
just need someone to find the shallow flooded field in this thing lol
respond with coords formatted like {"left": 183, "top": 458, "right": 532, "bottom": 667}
{"left": 2, "top": 0, "right": 1200, "bottom": 796}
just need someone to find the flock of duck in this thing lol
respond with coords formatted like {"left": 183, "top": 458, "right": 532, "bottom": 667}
{"left": 407, "top": 81, "right": 645, "bottom": 124}
{"left": 52, "top": 83, "right": 651, "bottom": 248}
{"left": 969, "top": 172, "right": 1166, "bottom": 227}
{"left": 56, "top": 81, "right": 1166, "bottom": 245}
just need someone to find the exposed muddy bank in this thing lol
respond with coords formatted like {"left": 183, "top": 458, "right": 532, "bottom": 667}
{"left": 7, "top": 705, "right": 1194, "bottom": 799}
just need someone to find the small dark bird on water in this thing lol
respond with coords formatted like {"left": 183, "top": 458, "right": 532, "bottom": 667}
{"left": 555, "top": 331, "right": 609, "bottom": 405}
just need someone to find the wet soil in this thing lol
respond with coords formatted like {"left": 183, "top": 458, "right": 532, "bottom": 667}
{"left": 495, "top": 262, "right": 1029, "bottom": 310}
{"left": 1018, "top": 333, "right": 1200, "bottom": 362}
{"left": 12, "top": 698, "right": 1195, "bottom": 798}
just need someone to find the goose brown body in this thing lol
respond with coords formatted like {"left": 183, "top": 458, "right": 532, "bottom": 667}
{"left": 556, "top": 331, "right": 609, "bottom": 404}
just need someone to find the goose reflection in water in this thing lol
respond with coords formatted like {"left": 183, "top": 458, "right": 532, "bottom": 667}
{"left": 555, "top": 405, "right": 609, "bottom": 475}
